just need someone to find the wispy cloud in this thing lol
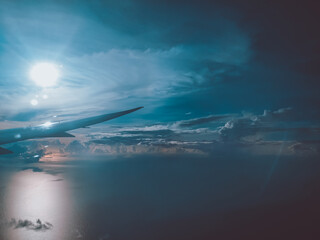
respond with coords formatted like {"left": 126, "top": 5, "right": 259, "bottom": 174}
{"left": 0, "top": 0, "right": 252, "bottom": 123}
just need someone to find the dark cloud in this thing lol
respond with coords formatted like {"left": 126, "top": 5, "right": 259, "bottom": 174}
{"left": 65, "top": 140, "right": 88, "bottom": 154}
{"left": 4, "top": 143, "right": 46, "bottom": 163}
{"left": 261, "top": 107, "right": 293, "bottom": 122}
{"left": 217, "top": 108, "right": 315, "bottom": 142}
{"left": 121, "top": 129, "right": 175, "bottom": 136}
{"left": 289, "top": 141, "right": 320, "bottom": 155}
{"left": 91, "top": 136, "right": 142, "bottom": 146}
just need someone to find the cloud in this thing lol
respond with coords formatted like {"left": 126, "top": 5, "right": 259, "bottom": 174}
{"left": 6, "top": 218, "right": 53, "bottom": 231}
{"left": 0, "top": 140, "right": 64, "bottom": 163}
{"left": 0, "top": 0, "right": 252, "bottom": 123}
{"left": 4, "top": 143, "right": 47, "bottom": 163}
{"left": 218, "top": 108, "right": 296, "bottom": 141}
{"left": 261, "top": 107, "right": 293, "bottom": 122}
{"left": 65, "top": 140, "right": 88, "bottom": 154}
{"left": 0, "top": 108, "right": 318, "bottom": 161}
{"left": 289, "top": 141, "right": 320, "bottom": 155}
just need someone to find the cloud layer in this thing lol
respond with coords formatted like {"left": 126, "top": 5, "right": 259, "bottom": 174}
{"left": 0, "top": 107, "right": 318, "bottom": 162}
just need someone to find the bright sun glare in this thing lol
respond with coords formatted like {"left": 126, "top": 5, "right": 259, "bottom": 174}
{"left": 30, "top": 62, "right": 60, "bottom": 87}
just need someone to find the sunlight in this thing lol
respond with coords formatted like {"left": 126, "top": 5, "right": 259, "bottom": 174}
{"left": 30, "top": 62, "right": 60, "bottom": 87}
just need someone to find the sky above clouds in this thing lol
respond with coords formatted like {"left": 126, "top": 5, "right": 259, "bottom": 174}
{"left": 0, "top": 0, "right": 319, "bottom": 160}
{"left": 1, "top": 1, "right": 320, "bottom": 240}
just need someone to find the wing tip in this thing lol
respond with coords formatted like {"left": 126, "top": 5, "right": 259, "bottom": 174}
{"left": 130, "top": 106, "right": 144, "bottom": 112}
{"left": 117, "top": 106, "right": 143, "bottom": 117}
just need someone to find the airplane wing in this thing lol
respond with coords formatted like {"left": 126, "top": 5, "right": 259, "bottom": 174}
{"left": 56, "top": 106, "right": 143, "bottom": 131}
{"left": 0, "top": 106, "right": 143, "bottom": 154}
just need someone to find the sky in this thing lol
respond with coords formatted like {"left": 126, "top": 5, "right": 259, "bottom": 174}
{"left": 0, "top": 0, "right": 319, "bottom": 239}
{"left": 0, "top": 0, "right": 318, "bottom": 159}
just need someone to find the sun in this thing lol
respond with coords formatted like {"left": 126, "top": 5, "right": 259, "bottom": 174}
{"left": 30, "top": 62, "right": 60, "bottom": 87}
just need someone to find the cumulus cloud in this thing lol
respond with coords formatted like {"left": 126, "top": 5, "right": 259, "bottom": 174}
{"left": 2, "top": 142, "right": 47, "bottom": 163}
{"left": 218, "top": 108, "right": 296, "bottom": 141}
{"left": 65, "top": 140, "right": 88, "bottom": 154}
